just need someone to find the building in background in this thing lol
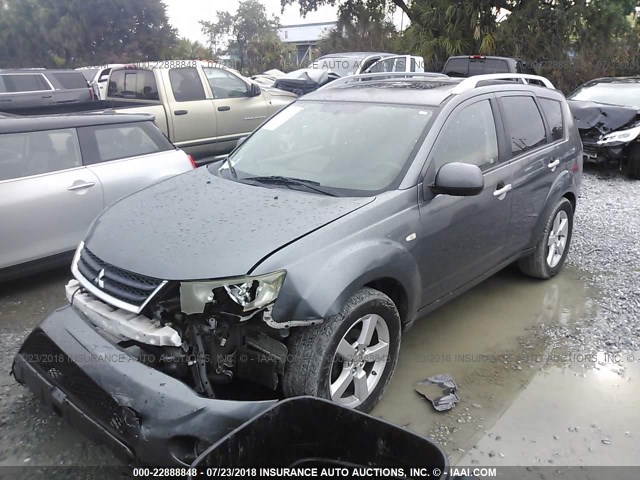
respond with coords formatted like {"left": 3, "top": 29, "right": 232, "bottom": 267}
{"left": 278, "top": 21, "right": 338, "bottom": 65}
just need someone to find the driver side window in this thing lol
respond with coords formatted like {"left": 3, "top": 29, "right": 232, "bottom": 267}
{"left": 431, "top": 100, "right": 499, "bottom": 172}
{"left": 202, "top": 68, "right": 249, "bottom": 99}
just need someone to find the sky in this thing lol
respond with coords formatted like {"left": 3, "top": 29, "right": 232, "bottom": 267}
{"left": 163, "top": 0, "right": 408, "bottom": 45}
{"left": 164, "top": 0, "right": 340, "bottom": 45}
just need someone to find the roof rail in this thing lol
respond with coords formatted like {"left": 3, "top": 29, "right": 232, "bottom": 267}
{"left": 319, "top": 71, "right": 451, "bottom": 90}
{"left": 450, "top": 73, "right": 556, "bottom": 94}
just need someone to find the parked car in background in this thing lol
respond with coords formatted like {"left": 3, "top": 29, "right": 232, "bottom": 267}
{"left": 363, "top": 55, "right": 425, "bottom": 74}
{"left": 1, "top": 61, "right": 296, "bottom": 162}
{"left": 12, "top": 72, "right": 582, "bottom": 466}
{"left": 442, "top": 55, "right": 537, "bottom": 77}
{"left": 0, "top": 112, "right": 195, "bottom": 280}
{"left": 311, "top": 52, "right": 397, "bottom": 76}
{"left": 76, "top": 64, "right": 124, "bottom": 100}
{"left": 567, "top": 77, "right": 640, "bottom": 178}
{"left": 0, "top": 69, "right": 95, "bottom": 112}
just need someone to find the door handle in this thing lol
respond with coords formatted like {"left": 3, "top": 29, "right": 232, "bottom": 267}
{"left": 174, "top": 110, "right": 188, "bottom": 115}
{"left": 68, "top": 182, "right": 95, "bottom": 191}
{"left": 548, "top": 159, "right": 560, "bottom": 171}
{"left": 493, "top": 183, "right": 512, "bottom": 198}
{"left": 218, "top": 106, "right": 231, "bottom": 111}
{"left": 41, "top": 95, "right": 53, "bottom": 99}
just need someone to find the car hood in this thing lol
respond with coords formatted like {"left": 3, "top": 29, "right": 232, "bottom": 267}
{"left": 84, "top": 168, "right": 373, "bottom": 280}
{"left": 567, "top": 99, "right": 639, "bottom": 132}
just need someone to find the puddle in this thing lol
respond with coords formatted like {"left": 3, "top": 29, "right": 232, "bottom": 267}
{"left": 372, "top": 266, "right": 598, "bottom": 461}
{"left": 460, "top": 362, "right": 640, "bottom": 467}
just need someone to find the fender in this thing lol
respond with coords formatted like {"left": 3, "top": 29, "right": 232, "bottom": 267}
{"left": 531, "top": 167, "right": 578, "bottom": 246}
{"left": 270, "top": 239, "right": 421, "bottom": 325}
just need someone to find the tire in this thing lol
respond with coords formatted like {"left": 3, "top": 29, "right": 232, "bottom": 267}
{"left": 518, "top": 197, "right": 573, "bottom": 279}
{"left": 626, "top": 144, "right": 640, "bottom": 179}
{"left": 282, "top": 287, "right": 401, "bottom": 412}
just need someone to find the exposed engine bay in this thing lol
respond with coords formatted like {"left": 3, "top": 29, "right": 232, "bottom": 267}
{"left": 567, "top": 99, "right": 640, "bottom": 170}
{"left": 65, "top": 274, "right": 319, "bottom": 398}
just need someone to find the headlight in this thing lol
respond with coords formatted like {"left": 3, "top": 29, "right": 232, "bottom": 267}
{"left": 598, "top": 126, "right": 640, "bottom": 145}
{"left": 180, "top": 271, "right": 286, "bottom": 315}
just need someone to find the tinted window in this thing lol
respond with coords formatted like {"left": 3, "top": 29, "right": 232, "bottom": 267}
{"left": 52, "top": 72, "right": 89, "bottom": 89}
{"left": 469, "top": 58, "right": 510, "bottom": 75}
{"left": 79, "top": 122, "right": 173, "bottom": 164}
{"left": 0, "top": 74, "right": 51, "bottom": 93}
{"left": 539, "top": 98, "right": 564, "bottom": 141}
{"left": 169, "top": 68, "right": 206, "bottom": 102}
{"left": 107, "top": 69, "right": 159, "bottom": 100}
{"left": 0, "top": 129, "right": 82, "bottom": 181}
{"left": 501, "top": 96, "right": 547, "bottom": 155}
{"left": 431, "top": 100, "right": 499, "bottom": 172}
{"left": 443, "top": 58, "right": 468, "bottom": 77}
{"left": 202, "top": 68, "right": 249, "bottom": 99}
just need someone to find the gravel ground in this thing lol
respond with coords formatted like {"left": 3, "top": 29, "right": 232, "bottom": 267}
{"left": 564, "top": 171, "right": 640, "bottom": 353}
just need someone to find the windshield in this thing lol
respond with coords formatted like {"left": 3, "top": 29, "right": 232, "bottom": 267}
{"left": 568, "top": 82, "right": 640, "bottom": 108}
{"left": 79, "top": 69, "right": 99, "bottom": 82}
{"left": 312, "top": 57, "right": 362, "bottom": 76}
{"left": 218, "top": 101, "right": 434, "bottom": 196}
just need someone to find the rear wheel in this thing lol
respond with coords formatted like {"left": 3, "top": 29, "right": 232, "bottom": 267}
{"left": 626, "top": 144, "right": 640, "bottom": 179}
{"left": 519, "top": 198, "right": 573, "bottom": 279}
{"left": 282, "top": 288, "right": 401, "bottom": 412}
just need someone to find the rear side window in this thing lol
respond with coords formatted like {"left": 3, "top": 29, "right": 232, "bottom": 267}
{"left": 107, "top": 69, "right": 159, "bottom": 100}
{"left": 431, "top": 99, "right": 499, "bottom": 172}
{"left": 169, "top": 68, "right": 206, "bottom": 102}
{"left": 51, "top": 72, "right": 89, "bottom": 89}
{"left": 0, "top": 128, "right": 82, "bottom": 181}
{"left": 0, "top": 74, "right": 51, "bottom": 93}
{"left": 78, "top": 122, "right": 173, "bottom": 164}
{"left": 500, "top": 96, "right": 547, "bottom": 156}
{"left": 539, "top": 98, "right": 564, "bottom": 141}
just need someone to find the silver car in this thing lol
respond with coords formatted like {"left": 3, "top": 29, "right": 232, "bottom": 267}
{"left": 0, "top": 112, "right": 194, "bottom": 280}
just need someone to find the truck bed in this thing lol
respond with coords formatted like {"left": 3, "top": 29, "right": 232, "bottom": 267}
{"left": 0, "top": 99, "right": 160, "bottom": 116}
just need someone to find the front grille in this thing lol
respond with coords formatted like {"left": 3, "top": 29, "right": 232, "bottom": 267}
{"left": 20, "top": 330, "right": 131, "bottom": 440}
{"left": 76, "top": 246, "right": 162, "bottom": 307}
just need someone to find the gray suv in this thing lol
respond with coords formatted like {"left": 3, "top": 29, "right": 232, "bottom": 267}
{"left": 13, "top": 73, "right": 582, "bottom": 466}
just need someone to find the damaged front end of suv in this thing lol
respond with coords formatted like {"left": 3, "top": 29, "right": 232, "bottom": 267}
{"left": 67, "top": 243, "right": 312, "bottom": 396}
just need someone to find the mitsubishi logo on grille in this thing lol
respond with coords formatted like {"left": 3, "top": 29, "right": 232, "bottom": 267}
{"left": 94, "top": 269, "right": 106, "bottom": 289}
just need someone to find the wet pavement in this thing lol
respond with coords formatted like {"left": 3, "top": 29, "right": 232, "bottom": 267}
{"left": 1, "top": 171, "right": 639, "bottom": 472}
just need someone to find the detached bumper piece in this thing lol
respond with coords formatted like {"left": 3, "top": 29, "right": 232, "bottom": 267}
{"left": 13, "top": 330, "right": 136, "bottom": 462}
{"left": 12, "top": 305, "right": 276, "bottom": 466}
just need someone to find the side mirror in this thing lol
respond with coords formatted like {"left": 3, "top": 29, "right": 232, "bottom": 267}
{"left": 430, "top": 162, "right": 484, "bottom": 197}
{"left": 249, "top": 83, "right": 261, "bottom": 97}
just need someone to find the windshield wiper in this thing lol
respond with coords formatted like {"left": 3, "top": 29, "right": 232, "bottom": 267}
{"left": 245, "top": 175, "right": 337, "bottom": 196}
{"left": 222, "top": 157, "right": 237, "bottom": 178}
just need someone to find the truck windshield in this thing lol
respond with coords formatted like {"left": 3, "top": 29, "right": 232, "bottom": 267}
{"left": 218, "top": 101, "right": 434, "bottom": 196}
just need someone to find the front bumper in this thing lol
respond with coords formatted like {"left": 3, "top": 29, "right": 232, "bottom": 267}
{"left": 12, "top": 305, "right": 276, "bottom": 466}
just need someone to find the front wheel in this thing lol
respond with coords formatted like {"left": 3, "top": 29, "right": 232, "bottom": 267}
{"left": 282, "top": 287, "right": 401, "bottom": 412}
{"left": 518, "top": 197, "right": 574, "bottom": 279}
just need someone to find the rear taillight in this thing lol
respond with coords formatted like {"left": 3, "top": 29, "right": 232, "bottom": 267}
{"left": 187, "top": 155, "right": 197, "bottom": 169}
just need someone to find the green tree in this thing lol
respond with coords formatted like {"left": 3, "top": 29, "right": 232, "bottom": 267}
{"left": 281, "top": 0, "right": 417, "bottom": 25}
{"left": 318, "top": 1, "right": 398, "bottom": 54}
{"left": 0, "top": 0, "right": 179, "bottom": 68}
{"left": 168, "top": 38, "right": 212, "bottom": 60}
{"left": 201, "top": 0, "right": 294, "bottom": 74}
